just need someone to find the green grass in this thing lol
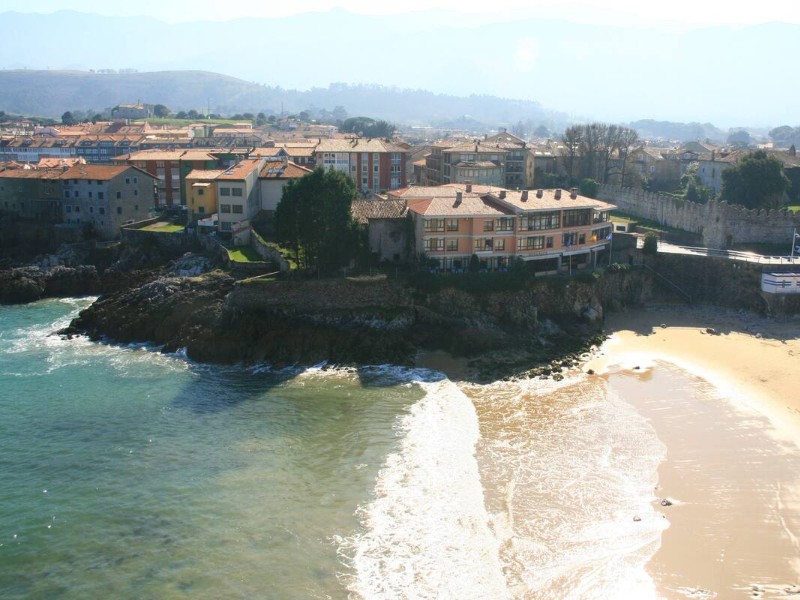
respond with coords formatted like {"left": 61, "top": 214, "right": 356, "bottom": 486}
{"left": 610, "top": 211, "right": 692, "bottom": 235}
{"left": 140, "top": 223, "right": 185, "bottom": 233}
{"left": 786, "top": 205, "right": 800, "bottom": 213}
{"left": 227, "top": 247, "right": 263, "bottom": 262}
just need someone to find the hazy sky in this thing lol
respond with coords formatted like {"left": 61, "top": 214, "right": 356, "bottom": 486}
{"left": 4, "top": 0, "right": 800, "bottom": 26}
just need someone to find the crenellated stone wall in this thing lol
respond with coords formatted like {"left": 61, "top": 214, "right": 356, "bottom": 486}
{"left": 598, "top": 184, "right": 800, "bottom": 249}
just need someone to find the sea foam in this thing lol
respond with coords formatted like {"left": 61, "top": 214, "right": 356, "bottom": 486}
{"left": 341, "top": 374, "right": 508, "bottom": 599}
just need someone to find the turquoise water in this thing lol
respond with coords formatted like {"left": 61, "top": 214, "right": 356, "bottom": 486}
{"left": 0, "top": 298, "right": 427, "bottom": 599}
{"left": 2, "top": 299, "right": 717, "bottom": 599}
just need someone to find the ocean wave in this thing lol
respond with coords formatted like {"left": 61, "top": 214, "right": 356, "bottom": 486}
{"left": 469, "top": 376, "right": 667, "bottom": 599}
{"left": 340, "top": 375, "right": 508, "bottom": 599}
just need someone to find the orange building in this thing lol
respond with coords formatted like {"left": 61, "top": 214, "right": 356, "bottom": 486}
{"left": 395, "top": 183, "right": 616, "bottom": 273}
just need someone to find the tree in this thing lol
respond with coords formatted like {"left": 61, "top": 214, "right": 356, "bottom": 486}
{"left": 679, "top": 163, "right": 712, "bottom": 203}
{"left": 616, "top": 127, "right": 639, "bottom": 187}
{"left": 340, "top": 116, "right": 395, "bottom": 138}
{"left": 561, "top": 125, "right": 583, "bottom": 181}
{"left": 61, "top": 111, "right": 76, "bottom": 126}
{"left": 256, "top": 112, "right": 267, "bottom": 126}
{"left": 175, "top": 111, "right": 188, "bottom": 119}
{"left": 579, "top": 178, "right": 599, "bottom": 198}
{"left": 533, "top": 124, "right": 550, "bottom": 138}
{"left": 727, "top": 129, "right": 752, "bottom": 147}
{"left": 275, "top": 168, "right": 360, "bottom": 272}
{"left": 720, "top": 150, "right": 790, "bottom": 209}
{"left": 642, "top": 232, "right": 659, "bottom": 255}
{"left": 153, "top": 104, "right": 171, "bottom": 118}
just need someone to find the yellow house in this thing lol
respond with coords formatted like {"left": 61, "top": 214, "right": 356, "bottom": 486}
{"left": 185, "top": 169, "right": 224, "bottom": 225}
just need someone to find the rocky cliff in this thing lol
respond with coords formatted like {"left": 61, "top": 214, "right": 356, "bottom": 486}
{"left": 61, "top": 269, "right": 648, "bottom": 381}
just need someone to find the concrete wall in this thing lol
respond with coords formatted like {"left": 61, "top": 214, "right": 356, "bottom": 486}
{"left": 598, "top": 184, "right": 800, "bottom": 249}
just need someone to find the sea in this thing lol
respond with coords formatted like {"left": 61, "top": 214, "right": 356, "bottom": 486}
{"left": 0, "top": 297, "right": 785, "bottom": 599}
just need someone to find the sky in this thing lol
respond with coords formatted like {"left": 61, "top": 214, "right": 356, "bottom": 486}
{"left": 4, "top": 0, "right": 800, "bottom": 27}
{"left": 0, "top": 1, "right": 798, "bottom": 126}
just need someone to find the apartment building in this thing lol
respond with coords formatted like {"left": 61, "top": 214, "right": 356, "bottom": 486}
{"left": 59, "top": 164, "right": 157, "bottom": 239}
{"left": 316, "top": 138, "right": 407, "bottom": 193}
{"left": 426, "top": 134, "right": 535, "bottom": 189}
{"left": 0, "top": 168, "right": 64, "bottom": 222}
{"left": 215, "top": 158, "right": 266, "bottom": 234}
{"left": 396, "top": 183, "right": 615, "bottom": 273}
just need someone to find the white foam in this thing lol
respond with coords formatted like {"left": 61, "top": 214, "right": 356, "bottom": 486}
{"left": 470, "top": 378, "right": 668, "bottom": 599}
{"left": 341, "top": 376, "right": 508, "bottom": 599}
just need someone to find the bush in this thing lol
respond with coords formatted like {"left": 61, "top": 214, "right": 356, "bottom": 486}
{"left": 579, "top": 178, "right": 599, "bottom": 198}
{"left": 642, "top": 232, "right": 659, "bottom": 255}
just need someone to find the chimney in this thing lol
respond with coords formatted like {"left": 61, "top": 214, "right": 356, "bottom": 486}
{"left": 570, "top": 187, "right": 578, "bottom": 199}
{"left": 455, "top": 191, "right": 463, "bottom": 206}
{"left": 465, "top": 180, "right": 472, "bottom": 193}
{"left": 499, "top": 190, "right": 506, "bottom": 199}
{"left": 555, "top": 188, "right": 562, "bottom": 200}
{"left": 536, "top": 189, "right": 543, "bottom": 198}
{"left": 521, "top": 190, "right": 528, "bottom": 201}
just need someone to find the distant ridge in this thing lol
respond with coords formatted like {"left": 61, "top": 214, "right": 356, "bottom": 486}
{"left": 0, "top": 69, "right": 565, "bottom": 129}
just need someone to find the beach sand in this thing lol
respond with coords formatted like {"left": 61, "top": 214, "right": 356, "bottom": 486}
{"left": 590, "top": 307, "right": 800, "bottom": 599}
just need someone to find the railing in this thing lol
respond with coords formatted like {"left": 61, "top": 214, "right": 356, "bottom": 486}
{"left": 651, "top": 240, "right": 800, "bottom": 265}
{"left": 640, "top": 263, "right": 692, "bottom": 304}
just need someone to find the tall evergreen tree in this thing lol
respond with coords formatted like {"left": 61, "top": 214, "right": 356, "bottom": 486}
{"left": 275, "top": 168, "right": 360, "bottom": 272}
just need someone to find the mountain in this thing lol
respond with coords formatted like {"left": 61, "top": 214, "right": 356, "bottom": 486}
{"left": 0, "top": 10, "right": 798, "bottom": 127}
{"left": 0, "top": 69, "right": 564, "bottom": 129}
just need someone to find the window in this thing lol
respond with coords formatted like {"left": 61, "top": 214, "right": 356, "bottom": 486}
{"left": 423, "top": 218, "right": 445, "bottom": 232}
{"left": 562, "top": 209, "right": 590, "bottom": 227}
{"left": 117, "top": 206, "right": 122, "bottom": 215}
{"left": 474, "top": 238, "right": 493, "bottom": 251}
{"left": 116, "top": 191, "right": 121, "bottom": 199}
{"left": 134, "top": 190, "right": 138, "bottom": 196}
{"left": 74, "top": 191, "right": 79, "bottom": 198}
{"left": 232, "top": 205, "right": 243, "bottom": 214}
{"left": 496, "top": 217, "right": 514, "bottom": 231}
{"left": 65, "top": 205, "right": 72, "bottom": 213}
{"left": 64, "top": 191, "right": 70, "bottom": 199}
{"left": 232, "top": 188, "right": 243, "bottom": 197}
{"left": 563, "top": 232, "right": 578, "bottom": 246}
{"left": 133, "top": 177, "right": 138, "bottom": 184}
{"left": 125, "top": 178, "right": 130, "bottom": 184}
{"left": 446, "top": 239, "right": 458, "bottom": 251}
{"left": 89, "top": 206, "right": 94, "bottom": 214}
{"left": 579, "top": 233, "right": 586, "bottom": 245}
{"left": 494, "top": 238, "right": 505, "bottom": 251}
{"left": 546, "top": 237, "right": 553, "bottom": 248}
{"left": 424, "top": 238, "right": 444, "bottom": 252}
{"left": 221, "top": 222, "right": 232, "bottom": 231}
{"left": 520, "top": 211, "right": 560, "bottom": 231}
{"left": 99, "top": 207, "right": 105, "bottom": 215}
{"left": 88, "top": 191, "right": 93, "bottom": 199}
{"left": 446, "top": 219, "right": 458, "bottom": 232}
{"left": 198, "top": 189, "right": 204, "bottom": 196}
{"left": 198, "top": 206, "right": 205, "bottom": 214}
{"left": 220, "top": 204, "right": 231, "bottom": 213}
{"left": 74, "top": 206, "right": 80, "bottom": 213}
{"left": 483, "top": 220, "right": 494, "bottom": 232}
{"left": 221, "top": 188, "right": 231, "bottom": 197}
{"left": 134, "top": 204, "right": 139, "bottom": 211}
{"left": 98, "top": 192, "right": 104, "bottom": 200}
{"left": 517, "top": 236, "right": 545, "bottom": 251}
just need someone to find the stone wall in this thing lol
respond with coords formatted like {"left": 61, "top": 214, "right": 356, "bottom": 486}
{"left": 598, "top": 184, "right": 800, "bottom": 249}
{"left": 250, "top": 230, "right": 290, "bottom": 272}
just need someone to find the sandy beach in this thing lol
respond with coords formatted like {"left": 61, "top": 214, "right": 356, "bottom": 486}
{"left": 590, "top": 307, "right": 800, "bottom": 599}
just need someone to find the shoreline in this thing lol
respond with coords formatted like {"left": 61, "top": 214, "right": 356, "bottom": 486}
{"left": 588, "top": 306, "right": 800, "bottom": 598}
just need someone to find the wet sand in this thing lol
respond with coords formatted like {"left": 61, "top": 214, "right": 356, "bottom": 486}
{"left": 590, "top": 307, "right": 800, "bottom": 599}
